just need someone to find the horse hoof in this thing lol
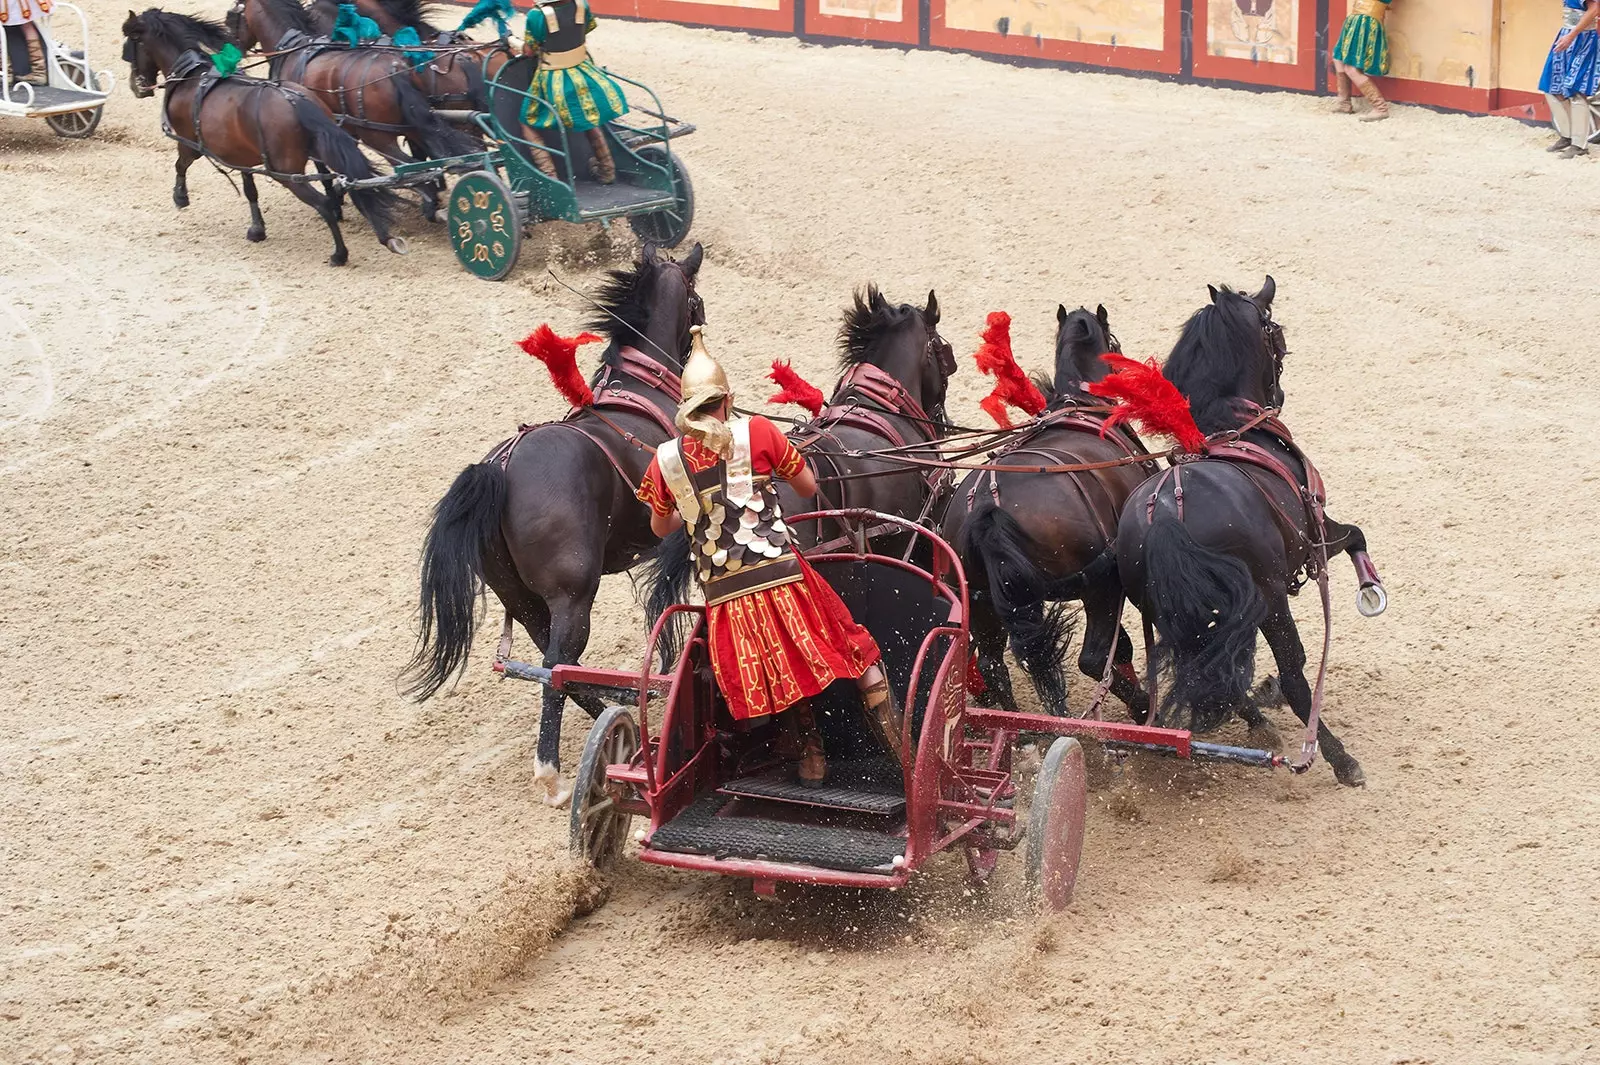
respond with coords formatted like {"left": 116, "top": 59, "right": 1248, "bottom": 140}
{"left": 173, "top": 194, "right": 189, "bottom": 209}
{"left": 386, "top": 237, "right": 409, "bottom": 255}
{"left": 328, "top": 251, "right": 349, "bottom": 267}
{"left": 1335, "top": 760, "right": 1366, "bottom": 788}
{"left": 534, "top": 759, "right": 573, "bottom": 809}
{"left": 246, "top": 227, "right": 266, "bottom": 243}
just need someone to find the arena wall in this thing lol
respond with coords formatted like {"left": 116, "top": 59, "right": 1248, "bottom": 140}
{"left": 581, "top": 0, "right": 1565, "bottom": 118}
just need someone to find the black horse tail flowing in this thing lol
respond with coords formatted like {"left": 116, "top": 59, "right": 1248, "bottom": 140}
{"left": 1142, "top": 515, "right": 1266, "bottom": 725}
{"left": 964, "top": 504, "right": 1077, "bottom": 714}
{"left": 394, "top": 74, "right": 482, "bottom": 159}
{"left": 288, "top": 92, "right": 399, "bottom": 230}
{"left": 635, "top": 525, "right": 693, "bottom": 669}
{"left": 402, "top": 461, "right": 508, "bottom": 700}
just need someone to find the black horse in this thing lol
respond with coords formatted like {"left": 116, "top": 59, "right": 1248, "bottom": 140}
{"left": 403, "top": 245, "right": 704, "bottom": 806}
{"left": 942, "top": 304, "right": 1153, "bottom": 717}
{"left": 641, "top": 286, "right": 955, "bottom": 643}
{"left": 1114, "top": 278, "right": 1375, "bottom": 786}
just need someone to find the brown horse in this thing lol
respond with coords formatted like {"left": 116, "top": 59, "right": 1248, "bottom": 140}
{"left": 228, "top": 0, "right": 480, "bottom": 220}
{"left": 641, "top": 285, "right": 956, "bottom": 663}
{"left": 123, "top": 8, "right": 403, "bottom": 265}
{"left": 941, "top": 305, "right": 1154, "bottom": 717}
{"left": 1112, "top": 278, "right": 1375, "bottom": 786}
{"left": 403, "top": 244, "right": 705, "bottom": 807}
{"left": 305, "top": 0, "right": 510, "bottom": 111}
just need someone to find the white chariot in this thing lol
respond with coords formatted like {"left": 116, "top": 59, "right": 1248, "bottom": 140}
{"left": 0, "top": 1, "right": 113, "bottom": 138}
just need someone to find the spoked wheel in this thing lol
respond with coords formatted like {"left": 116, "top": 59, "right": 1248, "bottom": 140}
{"left": 45, "top": 63, "right": 103, "bottom": 139}
{"left": 449, "top": 169, "right": 522, "bottom": 280}
{"left": 569, "top": 705, "right": 640, "bottom": 872}
{"left": 628, "top": 145, "right": 693, "bottom": 249}
{"left": 1024, "top": 737, "right": 1087, "bottom": 911}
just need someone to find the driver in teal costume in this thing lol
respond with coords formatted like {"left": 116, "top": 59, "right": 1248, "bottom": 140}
{"left": 520, "top": 0, "right": 628, "bottom": 184}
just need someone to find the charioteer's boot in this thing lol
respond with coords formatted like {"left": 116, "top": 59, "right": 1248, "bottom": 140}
{"left": 793, "top": 701, "right": 827, "bottom": 787}
{"left": 586, "top": 128, "right": 616, "bottom": 184}
{"left": 1333, "top": 72, "right": 1353, "bottom": 114}
{"left": 1358, "top": 80, "right": 1390, "bottom": 121}
{"left": 859, "top": 666, "right": 905, "bottom": 770}
{"left": 22, "top": 34, "right": 48, "bottom": 85}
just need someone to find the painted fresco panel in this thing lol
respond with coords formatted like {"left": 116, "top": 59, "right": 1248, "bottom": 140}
{"left": 819, "top": 0, "right": 903, "bottom": 18}
{"left": 941, "top": 0, "right": 1164, "bottom": 50}
{"left": 1206, "top": 0, "right": 1298, "bottom": 65}
{"left": 1383, "top": 0, "right": 1493, "bottom": 86}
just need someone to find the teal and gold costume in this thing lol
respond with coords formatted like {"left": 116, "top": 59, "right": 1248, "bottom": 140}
{"left": 522, "top": 0, "right": 627, "bottom": 132}
{"left": 1332, "top": 0, "right": 1391, "bottom": 76}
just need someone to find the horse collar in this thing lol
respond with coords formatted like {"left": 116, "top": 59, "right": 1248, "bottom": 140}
{"left": 615, "top": 346, "right": 683, "bottom": 402}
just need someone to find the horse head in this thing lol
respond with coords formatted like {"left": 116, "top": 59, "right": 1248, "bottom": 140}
{"left": 585, "top": 243, "right": 704, "bottom": 377}
{"left": 837, "top": 285, "right": 953, "bottom": 428}
{"left": 122, "top": 8, "right": 231, "bottom": 95}
{"left": 1053, "top": 303, "right": 1121, "bottom": 398}
{"left": 1167, "top": 275, "right": 1283, "bottom": 432}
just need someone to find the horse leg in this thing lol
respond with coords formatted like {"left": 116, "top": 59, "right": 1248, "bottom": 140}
{"left": 323, "top": 178, "right": 345, "bottom": 222}
{"left": 969, "top": 597, "right": 1020, "bottom": 712}
{"left": 1077, "top": 586, "right": 1149, "bottom": 724}
{"left": 281, "top": 178, "right": 350, "bottom": 266}
{"left": 532, "top": 589, "right": 601, "bottom": 808}
{"left": 1259, "top": 593, "right": 1365, "bottom": 788}
{"left": 1325, "top": 515, "right": 1385, "bottom": 614}
{"left": 242, "top": 172, "right": 267, "bottom": 243}
{"left": 403, "top": 136, "right": 442, "bottom": 222}
{"left": 173, "top": 144, "right": 200, "bottom": 209}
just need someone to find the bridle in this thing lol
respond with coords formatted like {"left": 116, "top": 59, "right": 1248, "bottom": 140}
{"left": 1259, "top": 301, "right": 1287, "bottom": 403}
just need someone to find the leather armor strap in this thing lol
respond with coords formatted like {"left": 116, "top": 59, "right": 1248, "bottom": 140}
{"left": 703, "top": 556, "right": 802, "bottom": 606}
{"left": 656, "top": 438, "right": 700, "bottom": 525}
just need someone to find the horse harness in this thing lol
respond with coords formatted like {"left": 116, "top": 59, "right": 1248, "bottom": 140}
{"left": 152, "top": 50, "right": 330, "bottom": 180}
{"left": 486, "top": 346, "right": 683, "bottom": 490}
{"left": 269, "top": 30, "right": 423, "bottom": 145}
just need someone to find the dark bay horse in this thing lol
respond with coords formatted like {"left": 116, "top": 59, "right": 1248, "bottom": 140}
{"left": 403, "top": 244, "right": 704, "bottom": 806}
{"left": 229, "top": 0, "right": 480, "bottom": 221}
{"left": 640, "top": 286, "right": 956, "bottom": 636}
{"left": 942, "top": 305, "right": 1155, "bottom": 718}
{"left": 123, "top": 8, "right": 402, "bottom": 265}
{"left": 1113, "top": 278, "right": 1376, "bottom": 786}
{"left": 305, "top": 0, "right": 511, "bottom": 112}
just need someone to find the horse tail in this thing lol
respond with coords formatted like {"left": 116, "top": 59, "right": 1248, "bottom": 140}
{"left": 634, "top": 525, "right": 693, "bottom": 670}
{"left": 393, "top": 72, "right": 482, "bottom": 159}
{"left": 963, "top": 504, "right": 1077, "bottom": 715}
{"left": 1141, "top": 515, "right": 1266, "bottom": 725}
{"left": 400, "top": 461, "right": 508, "bottom": 701}
{"left": 288, "top": 91, "right": 399, "bottom": 231}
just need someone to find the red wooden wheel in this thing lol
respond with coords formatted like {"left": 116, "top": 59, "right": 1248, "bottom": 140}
{"left": 1024, "top": 737, "right": 1087, "bottom": 911}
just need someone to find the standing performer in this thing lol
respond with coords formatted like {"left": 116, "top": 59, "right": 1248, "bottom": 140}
{"left": 520, "top": 0, "right": 628, "bottom": 183}
{"left": 1541, "top": 0, "right": 1600, "bottom": 157}
{"left": 636, "top": 328, "right": 902, "bottom": 786}
{"left": 1, "top": 0, "right": 50, "bottom": 86}
{"left": 1330, "top": 0, "right": 1394, "bottom": 121}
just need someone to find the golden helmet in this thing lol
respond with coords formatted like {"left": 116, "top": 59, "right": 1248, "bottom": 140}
{"left": 680, "top": 325, "right": 730, "bottom": 399}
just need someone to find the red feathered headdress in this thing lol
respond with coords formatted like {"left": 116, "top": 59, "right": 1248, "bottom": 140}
{"left": 1085, "top": 354, "right": 1207, "bottom": 453}
{"left": 767, "top": 360, "right": 825, "bottom": 418}
{"left": 972, "top": 311, "right": 1046, "bottom": 429}
{"left": 517, "top": 325, "right": 603, "bottom": 409}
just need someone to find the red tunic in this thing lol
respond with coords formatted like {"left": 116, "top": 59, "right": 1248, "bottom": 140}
{"left": 638, "top": 416, "right": 880, "bottom": 719}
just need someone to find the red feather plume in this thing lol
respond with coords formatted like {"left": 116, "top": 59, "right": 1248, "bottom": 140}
{"left": 972, "top": 311, "right": 1046, "bottom": 428}
{"left": 1085, "top": 353, "right": 1207, "bottom": 453}
{"left": 767, "top": 360, "right": 825, "bottom": 417}
{"left": 517, "top": 325, "right": 603, "bottom": 409}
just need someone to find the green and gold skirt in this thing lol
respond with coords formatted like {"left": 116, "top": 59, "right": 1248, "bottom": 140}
{"left": 1332, "top": 2, "right": 1390, "bottom": 77}
{"left": 524, "top": 58, "right": 628, "bottom": 131}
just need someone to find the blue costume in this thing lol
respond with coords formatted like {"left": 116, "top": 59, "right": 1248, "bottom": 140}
{"left": 1541, "top": 0, "right": 1600, "bottom": 155}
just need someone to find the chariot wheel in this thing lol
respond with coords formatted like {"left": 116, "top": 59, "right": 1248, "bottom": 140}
{"left": 628, "top": 145, "right": 693, "bottom": 249}
{"left": 569, "top": 704, "right": 640, "bottom": 872}
{"left": 45, "top": 62, "right": 103, "bottom": 139}
{"left": 1024, "top": 737, "right": 1087, "bottom": 911}
{"left": 449, "top": 169, "right": 521, "bottom": 280}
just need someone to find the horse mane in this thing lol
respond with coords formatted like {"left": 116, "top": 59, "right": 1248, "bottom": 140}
{"left": 132, "top": 7, "right": 232, "bottom": 52}
{"left": 838, "top": 284, "right": 918, "bottom": 371}
{"left": 253, "top": 0, "right": 317, "bottom": 34}
{"left": 1038, "top": 307, "right": 1117, "bottom": 408}
{"left": 374, "top": 0, "right": 441, "bottom": 32}
{"left": 584, "top": 256, "right": 658, "bottom": 377}
{"left": 1163, "top": 287, "right": 1266, "bottom": 434}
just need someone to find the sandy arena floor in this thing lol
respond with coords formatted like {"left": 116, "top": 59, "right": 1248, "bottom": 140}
{"left": 4, "top": 5, "right": 1599, "bottom": 1063}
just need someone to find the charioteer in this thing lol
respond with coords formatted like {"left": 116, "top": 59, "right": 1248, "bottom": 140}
{"left": 519, "top": 0, "right": 627, "bottom": 184}
{"left": 636, "top": 327, "right": 902, "bottom": 786}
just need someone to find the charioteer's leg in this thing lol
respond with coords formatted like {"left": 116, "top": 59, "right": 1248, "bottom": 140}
{"left": 856, "top": 663, "right": 904, "bottom": 770}
{"left": 1331, "top": 61, "right": 1354, "bottom": 114}
{"left": 792, "top": 700, "right": 826, "bottom": 787}
{"left": 20, "top": 23, "right": 47, "bottom": 86}
{"left": 585, "top": 128, "right": 615, "bottom": 184}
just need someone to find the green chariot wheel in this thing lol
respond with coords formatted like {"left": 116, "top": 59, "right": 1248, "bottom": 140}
{"left": 628, "top": 145, "right": 694, "bottom": 250}
{"left": 449, "top": 169, "right": 522, "bottom": 281}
